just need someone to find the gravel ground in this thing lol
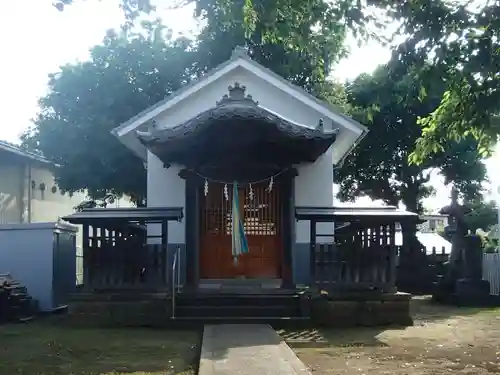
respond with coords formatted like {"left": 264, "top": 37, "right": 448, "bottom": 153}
{"left": 281, "top": 297, "right": 500, "bottom": 375}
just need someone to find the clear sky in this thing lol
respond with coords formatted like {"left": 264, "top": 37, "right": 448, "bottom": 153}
{"left": 1, "top": 0, "right": 498, "bottom": 210}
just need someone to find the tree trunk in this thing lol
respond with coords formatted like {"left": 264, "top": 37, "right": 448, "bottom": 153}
{"left": 401, "top": 190, "right": 419, "bottom": 248}
{"left": 400, "top": 187, "right": 425, "bottom": 263}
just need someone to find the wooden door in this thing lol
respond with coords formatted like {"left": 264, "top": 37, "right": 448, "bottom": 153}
{"left": 199, "top": 181, "right": 282, "bottom": 279}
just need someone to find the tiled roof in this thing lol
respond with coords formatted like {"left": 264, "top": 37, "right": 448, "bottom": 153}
{"left": 0, "top": 140, "right": 51, "bottom": 164}
{"left": 62, "top": 207, "right": 184, "bottom": 224}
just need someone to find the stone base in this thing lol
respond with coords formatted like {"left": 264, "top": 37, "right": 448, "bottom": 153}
{"left": 311, "top": 292, "right": 413, "bottom": 327}
{"left": 455, "top": 278, "right": 490, "bottom": 296}
{"left": 65, "top": 291, "right": 172, "bottom": 327}
{"left": 434, "top": 278, "right": 499, "bottom": 307}
{"left": 432, "top": 276, "right": 455, "bottom": 303}
{"left": 397, "top": 265, "right": 436, "bottom": 295}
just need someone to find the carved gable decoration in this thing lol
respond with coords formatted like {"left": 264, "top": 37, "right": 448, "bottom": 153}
{"left": 216, "top": 82, "right": 259, "bottom": 107}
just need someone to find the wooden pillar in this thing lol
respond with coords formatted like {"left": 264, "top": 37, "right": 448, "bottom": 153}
{"left": 193, "top": 185, "right": 200, "bottom": 288}
{"left": 161, "top": 219, "right": 168, "bottom": 287}
{"left": 281, "top": 173, "right": 295, "bottom": 288}
{"left": 97, "top": 225, "right": 105, "bottom": 286}
{"left": 309, "top": 219, "right": 316, "bottom": 288}
{"left": 388, "top": 222, "right": 397, "bottom": 292}
{"left": 374, "top": 224, "right": 381, "bottom": 283}
{"left": 82, "top": 224, "right": 90, "bottom": 289}
{"left": 184, "top": 175, "right": 200, "bottom": 289}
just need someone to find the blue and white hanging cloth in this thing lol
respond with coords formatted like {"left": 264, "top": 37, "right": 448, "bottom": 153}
{"left": 231, "top": 181, "right": 249, "bottom": 263}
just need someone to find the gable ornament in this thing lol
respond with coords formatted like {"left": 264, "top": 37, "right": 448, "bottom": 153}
{"left": 216, "top": 82, "right": 259, "bottom": 106}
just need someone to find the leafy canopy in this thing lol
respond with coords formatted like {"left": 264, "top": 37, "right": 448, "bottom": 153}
{"left": 336, "top": 63, "right": 487, "bottom": 213}
{"left": 53, "top": 0, "right": 154, "bottom": 20}
{"left": 464, "top": 199, "right": 498, "bottom": 233}
{"left": 372, "top": 0, "right": 500, "bottom": 163}
{"left": 27, "top": 0, "right": 494, "bottom": 206}
{"left": 212, "top": 0, "right": 500, "bottom": 162}
{"left": 22, "top": 24, "right": 194, "bottom": 203}
{"left": 25, "top": 0, "right": 354, "bottom": 201}
{"left": 191, "top": 0, "right": 358, "bottom": 91}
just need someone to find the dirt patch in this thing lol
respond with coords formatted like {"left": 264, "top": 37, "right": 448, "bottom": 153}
{"left": 280, "top": 297, "right": 500, "bottom": 374}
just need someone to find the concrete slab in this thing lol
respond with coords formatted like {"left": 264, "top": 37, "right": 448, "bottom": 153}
{"left": 199, "top": 324, "right": 311, "bottom": 375}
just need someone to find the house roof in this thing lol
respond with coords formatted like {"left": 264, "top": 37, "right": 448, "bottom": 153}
{"left": 0, "top": 140, "right": 51, "bottom": 164}
{"left": 62, "top": 207, "right": 184, "bottom": 224}
{"left": 112, "top": 47, "right": 368, "bottom": 148}
{"left": 137, "top": 83, "right": 340, "bottom": 144}
{"left": 295, "top": 205, "right": 420, "bottom": 222}
{"left": 420, "top": 214, "right": 447, "bottom": 219}
{"left": 394, "top": 231, "right": 452, "bottom": 255}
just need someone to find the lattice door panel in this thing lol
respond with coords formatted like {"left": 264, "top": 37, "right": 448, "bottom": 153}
{"left": 201, "top": 182, "right": 282, "bottom": 238}
{"left": 200, "top": 181, "right": 282, "bottom": 279}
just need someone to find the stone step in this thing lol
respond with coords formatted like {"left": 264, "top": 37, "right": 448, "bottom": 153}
{"left": 176, "top": 304, "right": 302, "bottom": 318}
{"left": 174, "top": 291, "right": 308, "bottom": 321}
{"left": 176, "top": 293, "right": 301, "bottom": 307}
{"left": 173, "top": 316, "right": 311, "bottom": 329}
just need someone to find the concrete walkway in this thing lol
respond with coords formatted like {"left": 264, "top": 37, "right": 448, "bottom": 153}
{"left": 199, "top": 324, "right": 311, "bottom": 375}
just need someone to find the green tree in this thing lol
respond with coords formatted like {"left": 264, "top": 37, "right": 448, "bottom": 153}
{"left": 195, "top": 0, "right": 500, "bottom": 162}
{"left": 191, "top": 0, "right": 356, "bottom": 91}
{"left": 464, "top": 199, "right": 498, "bottom": 233}
{"left": 22, "top": 25, "right": 194, "bottom": 204}
{"left": 23, "top": 0, "right": 355, "bottom": 202}
{"left": 53, "top": 0, "right": 154, "bottom": 20}
{"left": 54, "top": 0, "right": 352, "bottom": 88}
{"left": 54, "top": 0, "right": 364, "bottom": 89}
{"left": 336, "top": 64, "right": 487, "bottom": 216}
{"left": 369, "top": 0, "right": 500, "bottom": 163}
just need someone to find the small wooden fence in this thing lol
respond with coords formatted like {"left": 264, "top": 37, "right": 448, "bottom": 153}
{"left": 310, "top": 219, "right": 399, "bottom": 293}
{"left": 483, "top": 253, "right": 500, "bottom": 295}
{"left": 426, "top": 246, "right": 449, "bottom": 263}
{"left": 314, "top": 243, "right": 396, "bottom": 292}
{"left": 82, "top": 226, "right": 170, "bottom": 289}
{"left": 63, "top": 207, "right": 184, "bottom": 292}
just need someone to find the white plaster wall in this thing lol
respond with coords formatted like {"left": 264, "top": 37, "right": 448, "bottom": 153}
{"left": 30, "top": 166, "right": 84, "bottom": 248}
{"left": 29, "top": 167, "right": 133, "bottom": 251}
{"left": 27, "top": 167, "right": 86, "bottom": 223}
{"left": 0, "top": 162, "right": 23, "bottom": 224}
{"left": 0, "top": 160, "right": 87, "bottom": 224}
{"left": 147, "top": 151, "right": 185, "bottom": 244}
{"left": 152, "top": 67, "right": 354, "bottom": 164}
{"left": 295, "top": 149, "right": 334, "bottom": 243}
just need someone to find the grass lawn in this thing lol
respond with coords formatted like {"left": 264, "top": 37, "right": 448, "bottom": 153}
{"left": 0, "top": 320, "right": 200, "bottom": 375}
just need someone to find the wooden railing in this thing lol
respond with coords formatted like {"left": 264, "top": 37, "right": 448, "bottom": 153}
{"left": 396, "top": 243, "right": 449, "bottom": 268}
{"left": 64, "top": 207, "right": 184, "bottom": 292}
{"left": 427, "top": 246, "right": 449, "bottom": 263}
{"left": 83, "top": 241, "right": 169, "bottom": 289}
{"left": 314, "top": 243, "right": 397, "bottom": 293}
{"left": 299, "top": 209, "right": 402, "bottom": 294}
{"left": 81, "top": 222, "right": 171, "bottom": 290}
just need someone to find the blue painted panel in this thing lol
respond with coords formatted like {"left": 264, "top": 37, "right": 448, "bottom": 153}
{"left": 0, "top": 222, "right": 77, "bottom": 311}
{"left": 292, "top": 243, "right": 310, "bottom": 285}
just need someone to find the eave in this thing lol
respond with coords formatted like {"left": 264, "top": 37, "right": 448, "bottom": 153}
{"left": 135, "top": 83, "right": 339, "bottom": 171}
